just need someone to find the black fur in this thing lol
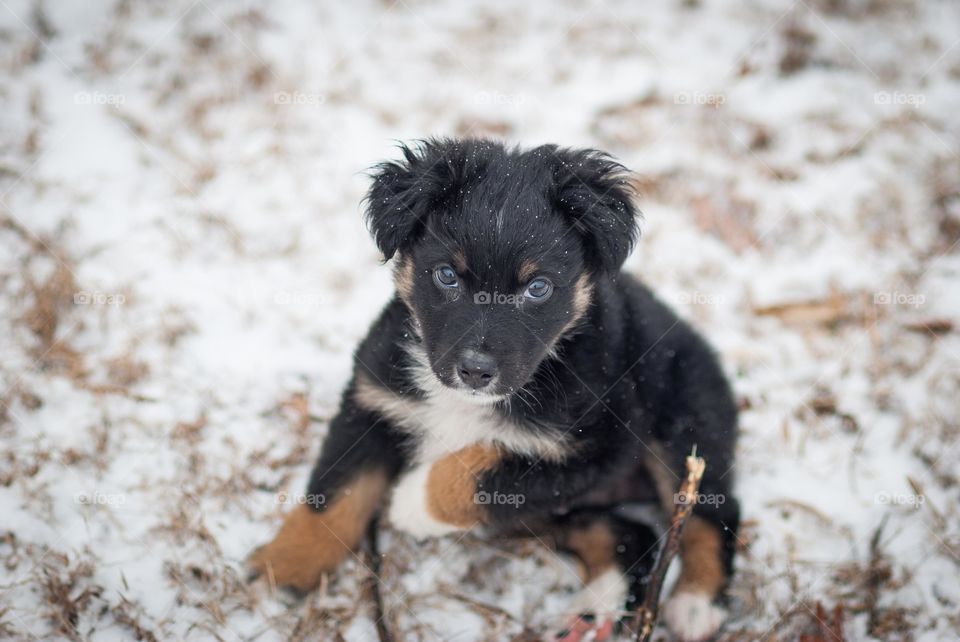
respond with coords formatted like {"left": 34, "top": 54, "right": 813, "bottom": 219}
{"left": 306, "top": 138, "right": 739, "bottom": 610}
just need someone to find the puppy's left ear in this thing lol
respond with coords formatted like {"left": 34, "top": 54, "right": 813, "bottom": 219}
{"left": 551, "top": 148, "right": 640, "bottom": 274}
{"left": 364, "top": 139, "right": 465, "bottom": 261}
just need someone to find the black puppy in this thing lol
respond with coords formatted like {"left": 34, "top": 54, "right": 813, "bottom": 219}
{"left": 250, "top": 139, "right": 740, "bottom": 641}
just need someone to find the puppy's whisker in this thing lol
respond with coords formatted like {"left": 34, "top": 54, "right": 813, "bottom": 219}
{"left": 513, "top": 386, "right": 540, "bottom": 414}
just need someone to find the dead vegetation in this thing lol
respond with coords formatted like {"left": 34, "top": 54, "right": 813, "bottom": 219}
{"left": 779, "top": 16, "right": 818, "bottom": 76}
{"left": 798, "top": 602, "right": 845, "bottom": 642}
{"left": 19, "top": 260, "right": 85, "bottom": 377}
{"left": 832, "top": 521, "right": 917, "bottom": 639}
{"left": 38, "top": 551, "right": 102, "bottom": 640}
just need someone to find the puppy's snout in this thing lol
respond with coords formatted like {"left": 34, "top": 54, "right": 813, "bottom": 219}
{"left": 456, "top": 350, "right": 498, "bottom": 389}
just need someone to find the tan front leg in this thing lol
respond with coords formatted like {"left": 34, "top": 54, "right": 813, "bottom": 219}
{"left": 248, "top": 469, "right": 388, "bottom": 593}
{"left": 386, "top": 443, "right": 501, "bottom": 538}
{"left": 425, "top": 443, "right": 501, "bottom": 528}
{"left": 675, "top": 515, "right": 726, "bottom": 596}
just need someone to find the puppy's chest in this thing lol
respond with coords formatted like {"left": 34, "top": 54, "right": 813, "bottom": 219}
{"left": 402, "top": 394, "right": 506, "bottom": 462}
{"left": 355, "top": 375, "right": 568, "bottom": 464}
{"left": 409, "top": 391, "right": 577, "bottom": 465}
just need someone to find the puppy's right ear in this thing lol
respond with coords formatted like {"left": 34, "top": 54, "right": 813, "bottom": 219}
{"left": 364, "top": 140, "right": 461, "bottom": 261}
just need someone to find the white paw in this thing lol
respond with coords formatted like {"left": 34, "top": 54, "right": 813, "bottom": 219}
{"left": 663, "top": 591, "right": 726, "bottom": 641}
{"left": 570, "top": 567, "right": 628, "bottom": 615}
{"left": 387, "top": 463, "right": 462, "bottom": 540}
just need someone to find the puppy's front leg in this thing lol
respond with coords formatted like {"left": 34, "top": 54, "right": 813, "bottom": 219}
{"left": 248, "top": 390, "right": 406, "bottom": 592}
{"left": 249, "top": 468, "right": 388, "bottom": 593}
{"left": 388, "top": 443, "right": 611, "bottom": 538}
{"left": 388, "top": 443, "right": 500, "bottom": 539}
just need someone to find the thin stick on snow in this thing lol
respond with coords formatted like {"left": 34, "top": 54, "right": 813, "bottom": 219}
{"left": 364, "top": 516, "right": 395, "bottom": 642}
{"left": 631, "top": 448, "right": 706, "bottom": 642}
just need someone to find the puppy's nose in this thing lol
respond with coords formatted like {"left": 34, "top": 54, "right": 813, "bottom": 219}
{"left": 457, "top": 350, "right": 498, "bottom": 389}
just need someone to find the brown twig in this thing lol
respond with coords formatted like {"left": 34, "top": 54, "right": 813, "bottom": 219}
{"left": 632, "top": 449, "right": 706, "bottom": 642}
{"left": 864, "top": 517, "right": 888, "bottom": 637}
{"left": 364, "top": 516, "right": 395, "bottom": 642}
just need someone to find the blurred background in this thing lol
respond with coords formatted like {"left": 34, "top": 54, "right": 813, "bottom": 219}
{"left": 1, "top": 1, "right": 958, "bottom": 640}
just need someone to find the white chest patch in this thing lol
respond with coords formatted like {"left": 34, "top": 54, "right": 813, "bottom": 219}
{"left": 354, "top": 347, "right": 570, "bottom": 465}
{"left": 355, "top": 372, "right": 570, "bottom": 464}
{"left": 385, "top": 459, "right": 463, "bottom": 539}
{"left": 405, "top": 391, "right": 513, "bottom": 463}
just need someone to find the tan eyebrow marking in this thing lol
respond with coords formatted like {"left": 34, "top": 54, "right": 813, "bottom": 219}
{"left": 571, "top": 274, "right": 593, "bottom": 317}
{"left": 556, "top": 274, "right": 594, "bottom": 338}
{"left": 518, "top": 259, "right": 539, "bottom": 282}
{"left": 393, "top": 256, "right": 414, "bottom": 305}
{"left": 451, "top": 249, "right": 468, "bottom": 274}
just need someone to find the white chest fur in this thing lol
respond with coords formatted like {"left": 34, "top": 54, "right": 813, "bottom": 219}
{"left": 354, "top": 344, "right": 570, "bottom": 465}
{"left": 409, "top": 385, "right": 570, "bottom": 463}
{"left": 354, "top": 371, "right": 569, "bottom": 465}
{"left": 366, "top": 383, "right": 568, "bottom": 539}
{"left": 408, "top": 391, "right": 509, "bottom": 462}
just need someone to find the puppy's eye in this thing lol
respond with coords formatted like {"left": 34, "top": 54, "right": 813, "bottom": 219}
{"left": 524, "top": 278, "right": 553, "bottom": 301}
{"left": 433, "top": 265, "right": 459, "bottom": 288}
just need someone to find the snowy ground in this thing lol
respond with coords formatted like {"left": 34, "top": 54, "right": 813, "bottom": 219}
{"left": 1, "top": 0, "right": 959, "bottom": 640}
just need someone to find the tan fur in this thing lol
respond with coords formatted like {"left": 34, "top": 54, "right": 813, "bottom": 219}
{"left": 451, "top": 248, "right": 468, "bottom": 274}
{"left": 518, "top": 259, "right": 539, "bottom": 282}
{"left": 571, "top": 274, "right": 593, "bottom": 317}
{"left": 353, "top": 371, "right": 419, "bottom": 424}
{"left": 641, "top": 442, "right": 681, "bottom": 511}
{"left": 393, "top": 257, "right": 415, "bottom": 306}
{"left": 559, "top": 274, "right": 595, "bottom": 335}
{"left": 563, "top": 520, "right": 618, "bottom": 581}
{"left": 425, "top": 443, "right": 501, "bottom": 528}
{"left": 675, "top": 515, "right": 726, "bottom": 596}
{"left": 248, "top": 469, "right": 388, "bottom": 592}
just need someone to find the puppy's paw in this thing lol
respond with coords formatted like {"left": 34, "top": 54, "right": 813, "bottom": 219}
{"left": 549, "top": 568, "right": 625, "bottom": 642}
{"left": 387, "top": 462, "right": 463, "bottom": 539}
{"left": 570, "top": 567, "right": 628, "bottom": 615}
{"left": 663, "top": 591, "right": 727, "bottom": 641}
{"left": 247, "top": 505, "right": 350, "bottom": 593}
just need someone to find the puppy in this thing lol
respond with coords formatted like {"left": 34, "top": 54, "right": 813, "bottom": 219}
{"left": 249, "top": 139, "right": 740, "bottom": 641}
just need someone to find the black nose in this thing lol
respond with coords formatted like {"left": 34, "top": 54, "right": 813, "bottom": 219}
{"left": 457, "top": 350, "right": 498, "bottom": 389}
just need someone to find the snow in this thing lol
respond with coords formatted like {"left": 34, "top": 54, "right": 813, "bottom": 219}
{"left": 1, "top": 0, "right": 958, "bottom": 640}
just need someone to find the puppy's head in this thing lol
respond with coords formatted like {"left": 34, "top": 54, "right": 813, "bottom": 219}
{"left": 365, "top": 138, "right": 639, "bottom": 402}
